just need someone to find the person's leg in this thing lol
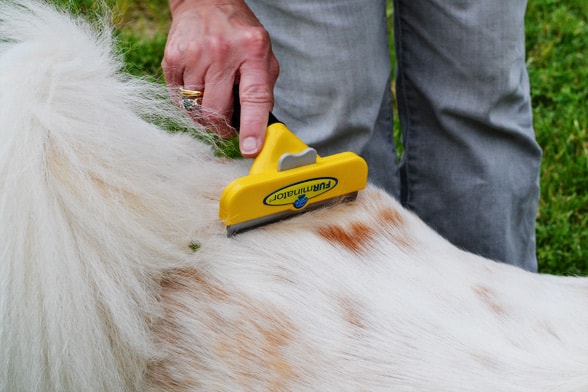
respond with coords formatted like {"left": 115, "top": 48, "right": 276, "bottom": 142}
{"left": 393, "top": 0, "right": 542, "bottom": 270}
{"left": 245, "top": 0, "right": 400, "bottom": 197}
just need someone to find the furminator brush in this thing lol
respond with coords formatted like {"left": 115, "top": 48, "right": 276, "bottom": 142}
{"left": 219, "top": 113, "right": 368, "bottom": 236}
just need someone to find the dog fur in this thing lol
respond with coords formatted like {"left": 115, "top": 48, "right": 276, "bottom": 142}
{"left": 0, "top": 1, "right": 587, "bottom": 391}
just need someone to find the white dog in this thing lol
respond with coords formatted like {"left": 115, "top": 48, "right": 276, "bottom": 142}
{"left": 0, "top": 1, "right": 586, "bottom": 391}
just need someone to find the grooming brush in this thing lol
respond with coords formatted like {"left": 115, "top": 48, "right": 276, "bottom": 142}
{"left": 219, "top": 106, "right": 368, "bottom": 236}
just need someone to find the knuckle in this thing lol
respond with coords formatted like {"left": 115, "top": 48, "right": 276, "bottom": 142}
{"left": 240, "top": 85, "right": 274, "bottom": 105}
{"left": 240, "top": 27, "right": 272, "bottom": 54}
{"left": 163, "top": 40, "right": 194, "bottom": 66}
{"left": 205, "top": 35, "right": 231, "bottom": 58}
{"left": 162, "top": 48, "right": 181, "bottom": 69}
{"left": 269, "top": 57, "right": 280, "bottom": 80}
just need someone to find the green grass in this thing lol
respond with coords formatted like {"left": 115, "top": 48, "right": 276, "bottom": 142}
{"left": 52, "top": 0, "right": 587, "bottom": 276}
{"left": 526, "top": 1, "right": 588, "bottom": 275}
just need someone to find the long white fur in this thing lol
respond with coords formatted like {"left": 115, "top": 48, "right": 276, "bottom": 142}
{"left": 0, "top": 1, "right": 587, "bottom": 391}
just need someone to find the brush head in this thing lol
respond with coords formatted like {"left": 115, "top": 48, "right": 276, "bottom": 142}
{"left": 219, "top": 122, "right": 368, "bottom": 236}
{"left": 224, "top": 192, "right": 359, "bottom": 237}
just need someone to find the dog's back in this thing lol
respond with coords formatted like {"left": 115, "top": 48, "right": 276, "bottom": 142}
{"left": 1, "top": 2, "right": 587, "bottom": 391}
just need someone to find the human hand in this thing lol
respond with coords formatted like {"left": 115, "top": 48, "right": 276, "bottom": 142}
{"left": 163, "top": 0, "right": 279, "bottom": 157}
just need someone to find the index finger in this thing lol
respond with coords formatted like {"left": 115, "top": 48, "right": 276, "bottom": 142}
{"left": 237, "top": 79, "right": 275, "bottom": 158}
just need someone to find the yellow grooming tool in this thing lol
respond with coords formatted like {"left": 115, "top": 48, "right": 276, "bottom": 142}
{"left": 219, "top": 113, "right": 368, "bottom": 236}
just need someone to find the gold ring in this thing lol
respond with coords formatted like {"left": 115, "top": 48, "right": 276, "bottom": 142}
{"left": 179, "top": 87, "right": 204, "bottom": 98}
{"left": 179, "top": 87, "right": 204, "bottom": 110}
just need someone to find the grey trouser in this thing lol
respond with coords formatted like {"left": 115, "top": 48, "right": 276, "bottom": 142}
{"left": 246, "top": 0, "right": 542, "bottom": 271}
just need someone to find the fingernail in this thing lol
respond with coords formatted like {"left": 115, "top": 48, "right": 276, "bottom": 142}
{"left": 241, "top": 136, "right": 259, "bottom": 155}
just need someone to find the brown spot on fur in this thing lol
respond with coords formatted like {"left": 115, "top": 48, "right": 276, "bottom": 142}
{"left": 391, "top": 232, "right": 412, "bottom": 251}
{"left": 378, "top": 207, "right": 404, "bottom": 227}
{"left": 150, "top": 269, "right": 301, "bottom": 391}
{"left": 473, "top": 285, "right": 506, "bottom": 316}
{"left": 377, "top": 208, "right": 413, "bottom": 250}
{"left": 316, "top": 222, "right": 375, "bottom": 255}
{"left": 257, "top": 317, "right": 297, "bottom": 388}
{"left": 161, "top": 268, "right": 229, "bottom": 301}
{"left": 213, "top": 307, "right": 299, "bottom": 390}
{"left": 339, "top": 296, "right": 367, "bottom": 330}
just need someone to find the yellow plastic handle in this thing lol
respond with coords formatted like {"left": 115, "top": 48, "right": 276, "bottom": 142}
{"left": 249, "top": 122, "right": 312, "bottom": 174}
